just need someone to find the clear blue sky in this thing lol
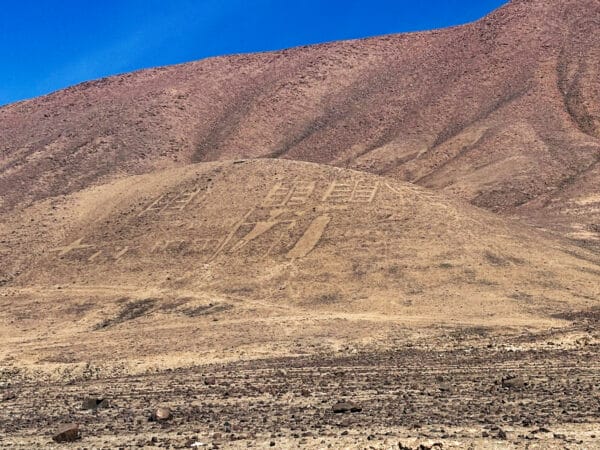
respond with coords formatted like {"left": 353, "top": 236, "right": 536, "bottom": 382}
{"left": 0, "top": 0, "right": 508, "bottom": 106}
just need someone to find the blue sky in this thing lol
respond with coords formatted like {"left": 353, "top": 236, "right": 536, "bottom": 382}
{"left": 0, "top": 0, "right": 508, "bottom": 106}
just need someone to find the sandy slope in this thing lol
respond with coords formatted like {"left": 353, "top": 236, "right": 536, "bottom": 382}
{"left": 1, "top": 159, "right": 598, "bottom": 368}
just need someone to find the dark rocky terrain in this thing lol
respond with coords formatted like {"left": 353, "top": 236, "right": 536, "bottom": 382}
{"left": 2, "top": 319, "right": 600, "bottom": 448}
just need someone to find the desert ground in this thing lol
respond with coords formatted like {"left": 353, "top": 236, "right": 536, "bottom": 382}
{"left": 2, "top": 325, "right": 600, "bottom": 449}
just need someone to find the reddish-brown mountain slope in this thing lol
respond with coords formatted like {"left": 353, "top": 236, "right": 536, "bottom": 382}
{"left": 1, "top": 0, "right": 599, "bottom": 245}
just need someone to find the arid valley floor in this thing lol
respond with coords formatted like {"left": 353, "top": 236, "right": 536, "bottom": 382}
{"left": 2, "top": 312, "right": 600, "bottom": 448}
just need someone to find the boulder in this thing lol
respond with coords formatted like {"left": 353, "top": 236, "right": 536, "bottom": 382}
{"left": 151, "top": 406, "right": 172, "bottom": 421}
{"left": 332, "top": 401, "right": 362, "bottom": 413}
{"left": 52, "top": 423, "right": 80, "bottom": 443}
{"left": 501, "top": 375, "right": 526, "bottom": 390}
{"left": 1, "top": 390, "right": 16, "bottom": 402}
{"left": 81, "top": 397, "right": 109, "bottom": 410}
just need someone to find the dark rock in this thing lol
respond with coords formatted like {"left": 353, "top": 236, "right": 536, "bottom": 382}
{"left": 82, "top": 397, "right": 109, "bottom": 410}
{"left": 52, "top": 423, "right": 80, "bottom": 443}
{"left": 438, "top": 383, "right": 451, "bottom": 392}
{"left": 416, "top": 444, "right": 442, "bottom": 450}
{"left": 332, "top": 401, "right": 362, "bottom": 413}
{"left": 204, "top": 376, "right": 216, "bottom": 386}
{"left": 1, "top": 390, "right": 16, "bottom": 402}
{"left": 501, "top": 375, "right": 526, "bottom": 390}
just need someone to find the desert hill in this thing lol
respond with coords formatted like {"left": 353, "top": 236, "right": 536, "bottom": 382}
{"left": 1, "top": 159, "right": 599, "bottom": 366}
{"left": 1, "top": 0, "right": 599, "bottom": 249}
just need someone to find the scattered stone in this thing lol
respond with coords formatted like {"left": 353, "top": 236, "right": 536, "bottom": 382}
{"left": 52, "top": 423, "right": 80, "bottom": 443}
{"left": 438, "top": 383, "right": 451, "bottom": 392}
{"left": 412, "top": 444, "right": 443, "bottom": 450}
{"left": 150, "top": 407, "right": 172, "bottom": 421}
{"left": 501, "top": 375, "right": 526, "bottom": 390}
{"left": 332, "top": 401, "right": 362, "bottom": 413}
{"left": 82, "top": 397, "right": 109, "bottom": 410}
{"left": 1, "top": 390, "right": 16, "bottom": 402}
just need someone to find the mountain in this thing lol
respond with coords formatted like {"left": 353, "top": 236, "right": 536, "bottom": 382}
{"left": 1, "top": 0, "right": 599, "bottom": 250}
{"left": 2, "top": 2, "right": 600, "bottom": 447}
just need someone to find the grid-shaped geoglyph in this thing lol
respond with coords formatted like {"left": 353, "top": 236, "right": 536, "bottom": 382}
{"left": 321, "top": 180, "right": 379, "bottom": 203}
{"left": 138, "top": 187, "right": 202, "bottom": 216}
{"left": 262, "top": 182, "right": 316, "bottom": 207}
